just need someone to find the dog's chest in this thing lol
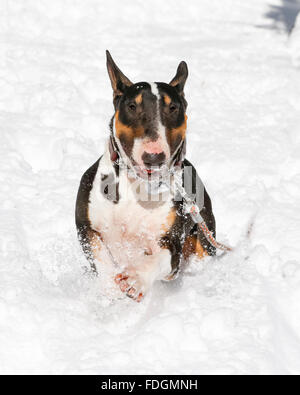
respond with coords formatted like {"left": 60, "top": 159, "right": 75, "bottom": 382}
{"left": 88, "top": 162, "right": 174, "bottom": 260}
{"left": 101, "top": 200, "right": 170, "bottom": 244}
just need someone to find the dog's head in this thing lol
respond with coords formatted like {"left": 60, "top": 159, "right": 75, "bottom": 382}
{"left": 106, "top": 50, "right": 188, "bottom": 177}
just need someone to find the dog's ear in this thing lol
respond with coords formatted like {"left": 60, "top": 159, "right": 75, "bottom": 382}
{"left": 169, "top": 61, "right": 188, "bottom": 94}
{"left": 106, "top": 50, "right": 132, "bottom": 98}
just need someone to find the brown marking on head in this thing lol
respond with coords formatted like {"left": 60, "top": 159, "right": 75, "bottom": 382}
{"left": 135, "top": 93, "right": 143, "bottom": 105}
{"left": 171, "top": 113, "right": 187, "bottom": 138}
{"left": 115, "top": 110, "right": 144, "bottom": 140}
{"left": 164, "top": 94, "right": 172, "bottom": 105}
{"left": 166, "top": 113, "right": 188, "bottom": 152}
{"left": 183, "top": 235, "right": 208, "bottom": 260}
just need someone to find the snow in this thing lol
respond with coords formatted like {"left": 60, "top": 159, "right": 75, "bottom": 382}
{"left": 290, "top": 8, "right": 300, "bottom": 66}
{"left": 1, "top": 0, "right": 300, "bottom": 374}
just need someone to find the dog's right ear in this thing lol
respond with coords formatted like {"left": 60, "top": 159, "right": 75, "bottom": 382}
{"left": 170, "top": 61, "right": 188, "bottom": 95}
{"left": 106, "top": 50, "right": 133, "bottom": 99}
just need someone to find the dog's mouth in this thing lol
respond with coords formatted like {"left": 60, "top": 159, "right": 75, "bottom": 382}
{"left": 145, "top": 168, "right": 158, "bottom": 176}
{"left": 130, "top": 160, "right": 166, "bottom": 181}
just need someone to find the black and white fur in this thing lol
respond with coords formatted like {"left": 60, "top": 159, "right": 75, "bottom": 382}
{"left": 76, "top": 51, "right": 216, "bottom": 302}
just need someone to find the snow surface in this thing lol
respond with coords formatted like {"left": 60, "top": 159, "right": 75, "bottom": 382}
{"left": 1, "top": 0, "right": 300, "bottom": 374}
{"left": 290, "top": 8, "right": 300, "bottom": 66}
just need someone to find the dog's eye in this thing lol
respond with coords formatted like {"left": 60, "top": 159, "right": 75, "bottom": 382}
{"left": 128, "top": 103, "right": 136, "bottom": 112}
{"left": 169, "top": 104, "right": 178, "bottom": 113}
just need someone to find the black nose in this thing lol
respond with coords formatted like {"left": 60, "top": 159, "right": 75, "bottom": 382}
{"left": 142, "top": 152, "right": 166, "bottom": 168}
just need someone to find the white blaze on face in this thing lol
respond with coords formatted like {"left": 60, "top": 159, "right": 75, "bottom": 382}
{"left": 150, "top": 82, "right": 170, "bottom": 159}
{"left": 131, "top": 82, "right": 171, "bottom": 169}
{"left": 131, "top": 138, "right": 144, "bottom": 168}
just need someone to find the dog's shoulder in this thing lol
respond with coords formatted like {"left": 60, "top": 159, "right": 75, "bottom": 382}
{"left": 75, "top": 157, "right": 101, "bottom": 228}
{"left": 182, "top": 159, "right": 213, "bottom": 213}
{"left": 182, "top": 158, "right": 216, "bottom": 240}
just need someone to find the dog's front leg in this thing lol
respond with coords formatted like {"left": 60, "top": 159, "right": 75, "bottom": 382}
{"left": 79, "top": 228, "right": 104, "bottom": 273}
{"left": 114, "top": 249, "right": 172, "bottom": 302}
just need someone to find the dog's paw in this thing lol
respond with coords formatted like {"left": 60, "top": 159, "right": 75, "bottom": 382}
{"left": 114, "top": 272, "right": 145, "bottom": 302}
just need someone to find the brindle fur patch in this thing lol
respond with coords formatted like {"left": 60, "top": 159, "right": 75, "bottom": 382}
{"left": 161, "top": 208, "right": 177, "bottom": 233}
{"left": 183, "top": 235, "right": 207, "bottom": 260}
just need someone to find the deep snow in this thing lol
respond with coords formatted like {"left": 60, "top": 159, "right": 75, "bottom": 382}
{"left": 1, "top": 0, "right": 300, "bottom": 374}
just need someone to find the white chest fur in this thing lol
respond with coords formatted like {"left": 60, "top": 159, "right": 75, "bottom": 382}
{"left": 88, "top": 150, "right": 174, "bottom": 269}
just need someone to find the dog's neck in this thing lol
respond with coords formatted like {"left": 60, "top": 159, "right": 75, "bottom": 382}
{"left": 103, "top": 139, "right": 177, "bottom": 209}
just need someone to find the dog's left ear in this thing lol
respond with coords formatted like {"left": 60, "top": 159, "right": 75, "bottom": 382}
{"left": 106, "top": 50, "right": 133, "bottom": 98}
{"left": 170, "top": 61, "right": 188, "bottom": 94}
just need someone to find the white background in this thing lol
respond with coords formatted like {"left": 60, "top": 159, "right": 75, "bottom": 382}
{"left": 0, "top": 0, "right": 300, "bottom": 374}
